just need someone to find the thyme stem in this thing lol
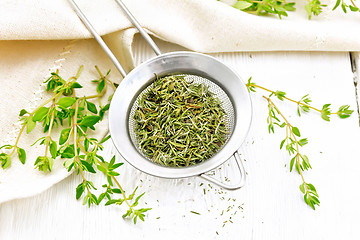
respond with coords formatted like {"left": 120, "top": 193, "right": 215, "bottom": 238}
{"left": 72, "top": 98, "right": 90, "bottom": 192}
{"left": 44, "top": 105, "right": 56, "bottom": 158}
{"left": 263, "top": 96, "right": 306, "bottom": 182}
{"left": 9, "top": 124, "right": 26, "bottom": 157}
{"left": 248, "top": 83, "right": 339, "bottom": 114}
{"left": 350, "top": 0, "right": 358, "bottom": 8}
{"left": 78, "top": 141, "right": 132, "bottom": 209}
{"left": 111, "top": 175, "right": 132, "bottom": 208}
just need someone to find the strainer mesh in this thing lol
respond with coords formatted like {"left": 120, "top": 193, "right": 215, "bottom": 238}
{"left": 129, "top": 74, "right": 235, "bottom": 164}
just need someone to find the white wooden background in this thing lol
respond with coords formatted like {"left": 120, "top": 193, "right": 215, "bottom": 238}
{"left": 1, "top": 37, "right": 360, "bottom": 240}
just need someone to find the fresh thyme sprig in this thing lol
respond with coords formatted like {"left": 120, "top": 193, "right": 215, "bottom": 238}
{"left": 305, "top": 0, "right": 327, "bottom": 19}
{"left": 333, "top": 0, "right": 360, "bottom": 13}
{"left": 228, "top": 0, "right": 359, "bottom": 20}
{"left": 246, "top": 77, "right": 353, "bottom": 209}
{"left": 264, "top": 96, "right": 320, "bottom": 209}
{"left": 0, "top": 66, "right": 150, "bottom": 223}
{"left": 233, "top": 0, "right": 296, "bottom": 19}
{"left": 246, "top": 77, "right": 353, "bottom": 121}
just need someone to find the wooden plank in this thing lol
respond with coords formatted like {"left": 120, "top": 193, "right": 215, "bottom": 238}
{"left": 1, "top": 38, "right": 359, "bottom": 240}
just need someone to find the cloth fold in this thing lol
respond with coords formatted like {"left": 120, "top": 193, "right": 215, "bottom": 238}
{"left": 1, "top": 0, "right": 360, "bottom": 51}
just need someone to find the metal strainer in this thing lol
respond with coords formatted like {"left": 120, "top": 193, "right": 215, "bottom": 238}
{"left": 128, "top": 74, "right": 235, "bottom": 162}
{"left": 69, "top": 0, "right": 252, "bottom": 190}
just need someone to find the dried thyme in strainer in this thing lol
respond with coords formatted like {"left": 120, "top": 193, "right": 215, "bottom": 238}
{"left": 134, "top": 74, "right": 229, "bottom": 167}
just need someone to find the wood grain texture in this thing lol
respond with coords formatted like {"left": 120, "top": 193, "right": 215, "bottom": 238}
{"left": 1, "top": 38, "right": 359, "bottom": 240}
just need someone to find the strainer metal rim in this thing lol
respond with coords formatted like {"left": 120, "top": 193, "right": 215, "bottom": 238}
{"left": 109, "top": 51, "right": 252, "bottom": 179}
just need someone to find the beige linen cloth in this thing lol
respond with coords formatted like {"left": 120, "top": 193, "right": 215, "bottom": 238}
{"left": 0, "top": 0, "right": 360, "bottom": 203}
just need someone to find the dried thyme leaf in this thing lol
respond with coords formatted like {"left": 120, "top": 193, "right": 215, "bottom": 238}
{"left": 134, "top": 75, "right": 229, "bottom": 167}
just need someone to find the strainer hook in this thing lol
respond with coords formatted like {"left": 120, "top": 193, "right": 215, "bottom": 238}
{"left": 200, "top": 151, "right": 246, "bottom": 190}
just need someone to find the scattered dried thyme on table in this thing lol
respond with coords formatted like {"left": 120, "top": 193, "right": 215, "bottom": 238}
{"left": 134, "top": 75, "right": 229, "bottom": 167}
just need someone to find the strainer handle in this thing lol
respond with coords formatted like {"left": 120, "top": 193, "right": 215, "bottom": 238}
{"left": 199, "top": 151, "right": 246, "bottom": 190}
{"left": 68, "top": 0, "right": 127, "bottom": 77}
{"left": 114, "top": 0, "right": 162, "bottom": 56}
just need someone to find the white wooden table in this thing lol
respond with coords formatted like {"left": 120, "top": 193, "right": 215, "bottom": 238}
{"left": 1, "top": 37, "right": 360, "bottom": 240}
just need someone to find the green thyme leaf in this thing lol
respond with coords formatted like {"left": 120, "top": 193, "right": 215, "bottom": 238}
{"left": 280, "top": 139, "right": 286, "bottom": 149}
{"left": 31, "top": 137, "right": 46, "bottom": 146}
{"left": 246, "top": 77, "right": 256, "bottom": 92}
{"left": 300, "top": 154, "right": 311, "bottom": 170}
{"left": 132, "top": 192, "right": 145, "bottom": 207}
{"left": 112, "top": 188, "right": 122, "bottom": 194}
{"left": 25, "top": 118, "right": 37, "bottom": 133}
{"left": 59, "top": 128, "right": 71, "bottom": 145}
{"left": 106, "top": 199, "right": 119, "bottom": 206}
{"left": 71, "top": 82, "right": 83, "bottom": 89}
{"left": 81, "top": 160, "right": 96, "bottom": 173}
{"left": 289, "top": 156, "right": 296, "bottom": 172}
{"left": 0, "top": 144, "right": 13, "bottom": 150}
{"left": 233, "top": 1, "right": 253, "bottom": 10}
{"left": 86, "top": 101, "right": 98, "bottom": 114}
{"left": 321, "top": 104, "right": 331, "bottom": 121}
{"left": 76, "top": 183, "right": 85, "bottom": 200}
{"left": 292, "top": 126, "right": 301, "bottom": 137}
{"left": 232, "top": 0, "right": 296, "bottom": 18}
{"left": 99, "top": 104, "right": 110, "bottom": 120}
{"left": 108, "top": 171, "right": 120, "bottom": 176}
{"left": 19, "top": 109, "right": 28, "bottom": 116}
{"left": 299, "top": 182, "right": 305, "bottom": 193}
{"left": 112, "top": 163, "right": 123, "bottom": 170}
{"left": 88, "top": 194, "right": 98, "bottom": 207}
{"left": 102, "top": 153, "right": 113, "bottom": 162}
{"left": 99, "top": 135, "right": 111, "bottom": 144}
{"left": 61, "top": 145, "right": 75, "bottom": 158}
{"left": 98, "top": 193, "right": 106, "bottom": 203}
{"left": 57, "top": 97, "right": 77, "bottom": 108}
{"left": 349, "top": 5, "right": 359, "bottom": 11}
{"left": 305, "top": 0, "right": 327, "bottom": 19}
{"left": 275, "top": 91, "right": 286, "bottom": 101}
{"left": 302, "top": 183, "right": 320, "bottom": 210}
{"left": 298, "top": 138, "right": 308, "bottom": 147}
{"left": 337, "top": 105, "right": 353, "bottom": 119}
{"left": 96, "top": 79, "right": 105, "bottom": 94}
{"left": 297, "top": 94, "right": 312, "bottom": 116}
{"left": 97, "top": 164, "right": 107, "bottom": 173}
{"left": 0, "top": 153, "right": 11, "bottom": 169}
{"left": 34, "top": 156, "right": 53, "bottom": 172}
{"left": 341, "top": 2, "right": 347, "bottom": 12}
{"left": 49, "top": 141, "right": 58, "bottom": 159}
{"left": 79, "top": 116, "right": 100, "bottom": 128}
{"left": 17, "top": 147, "right": 26, "bottom": 164}
{"left": 32, "top": 107, "right": 50, "bottom": 122}
{"left": 332, "top": 0, "right": 341, "bottom": 10}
